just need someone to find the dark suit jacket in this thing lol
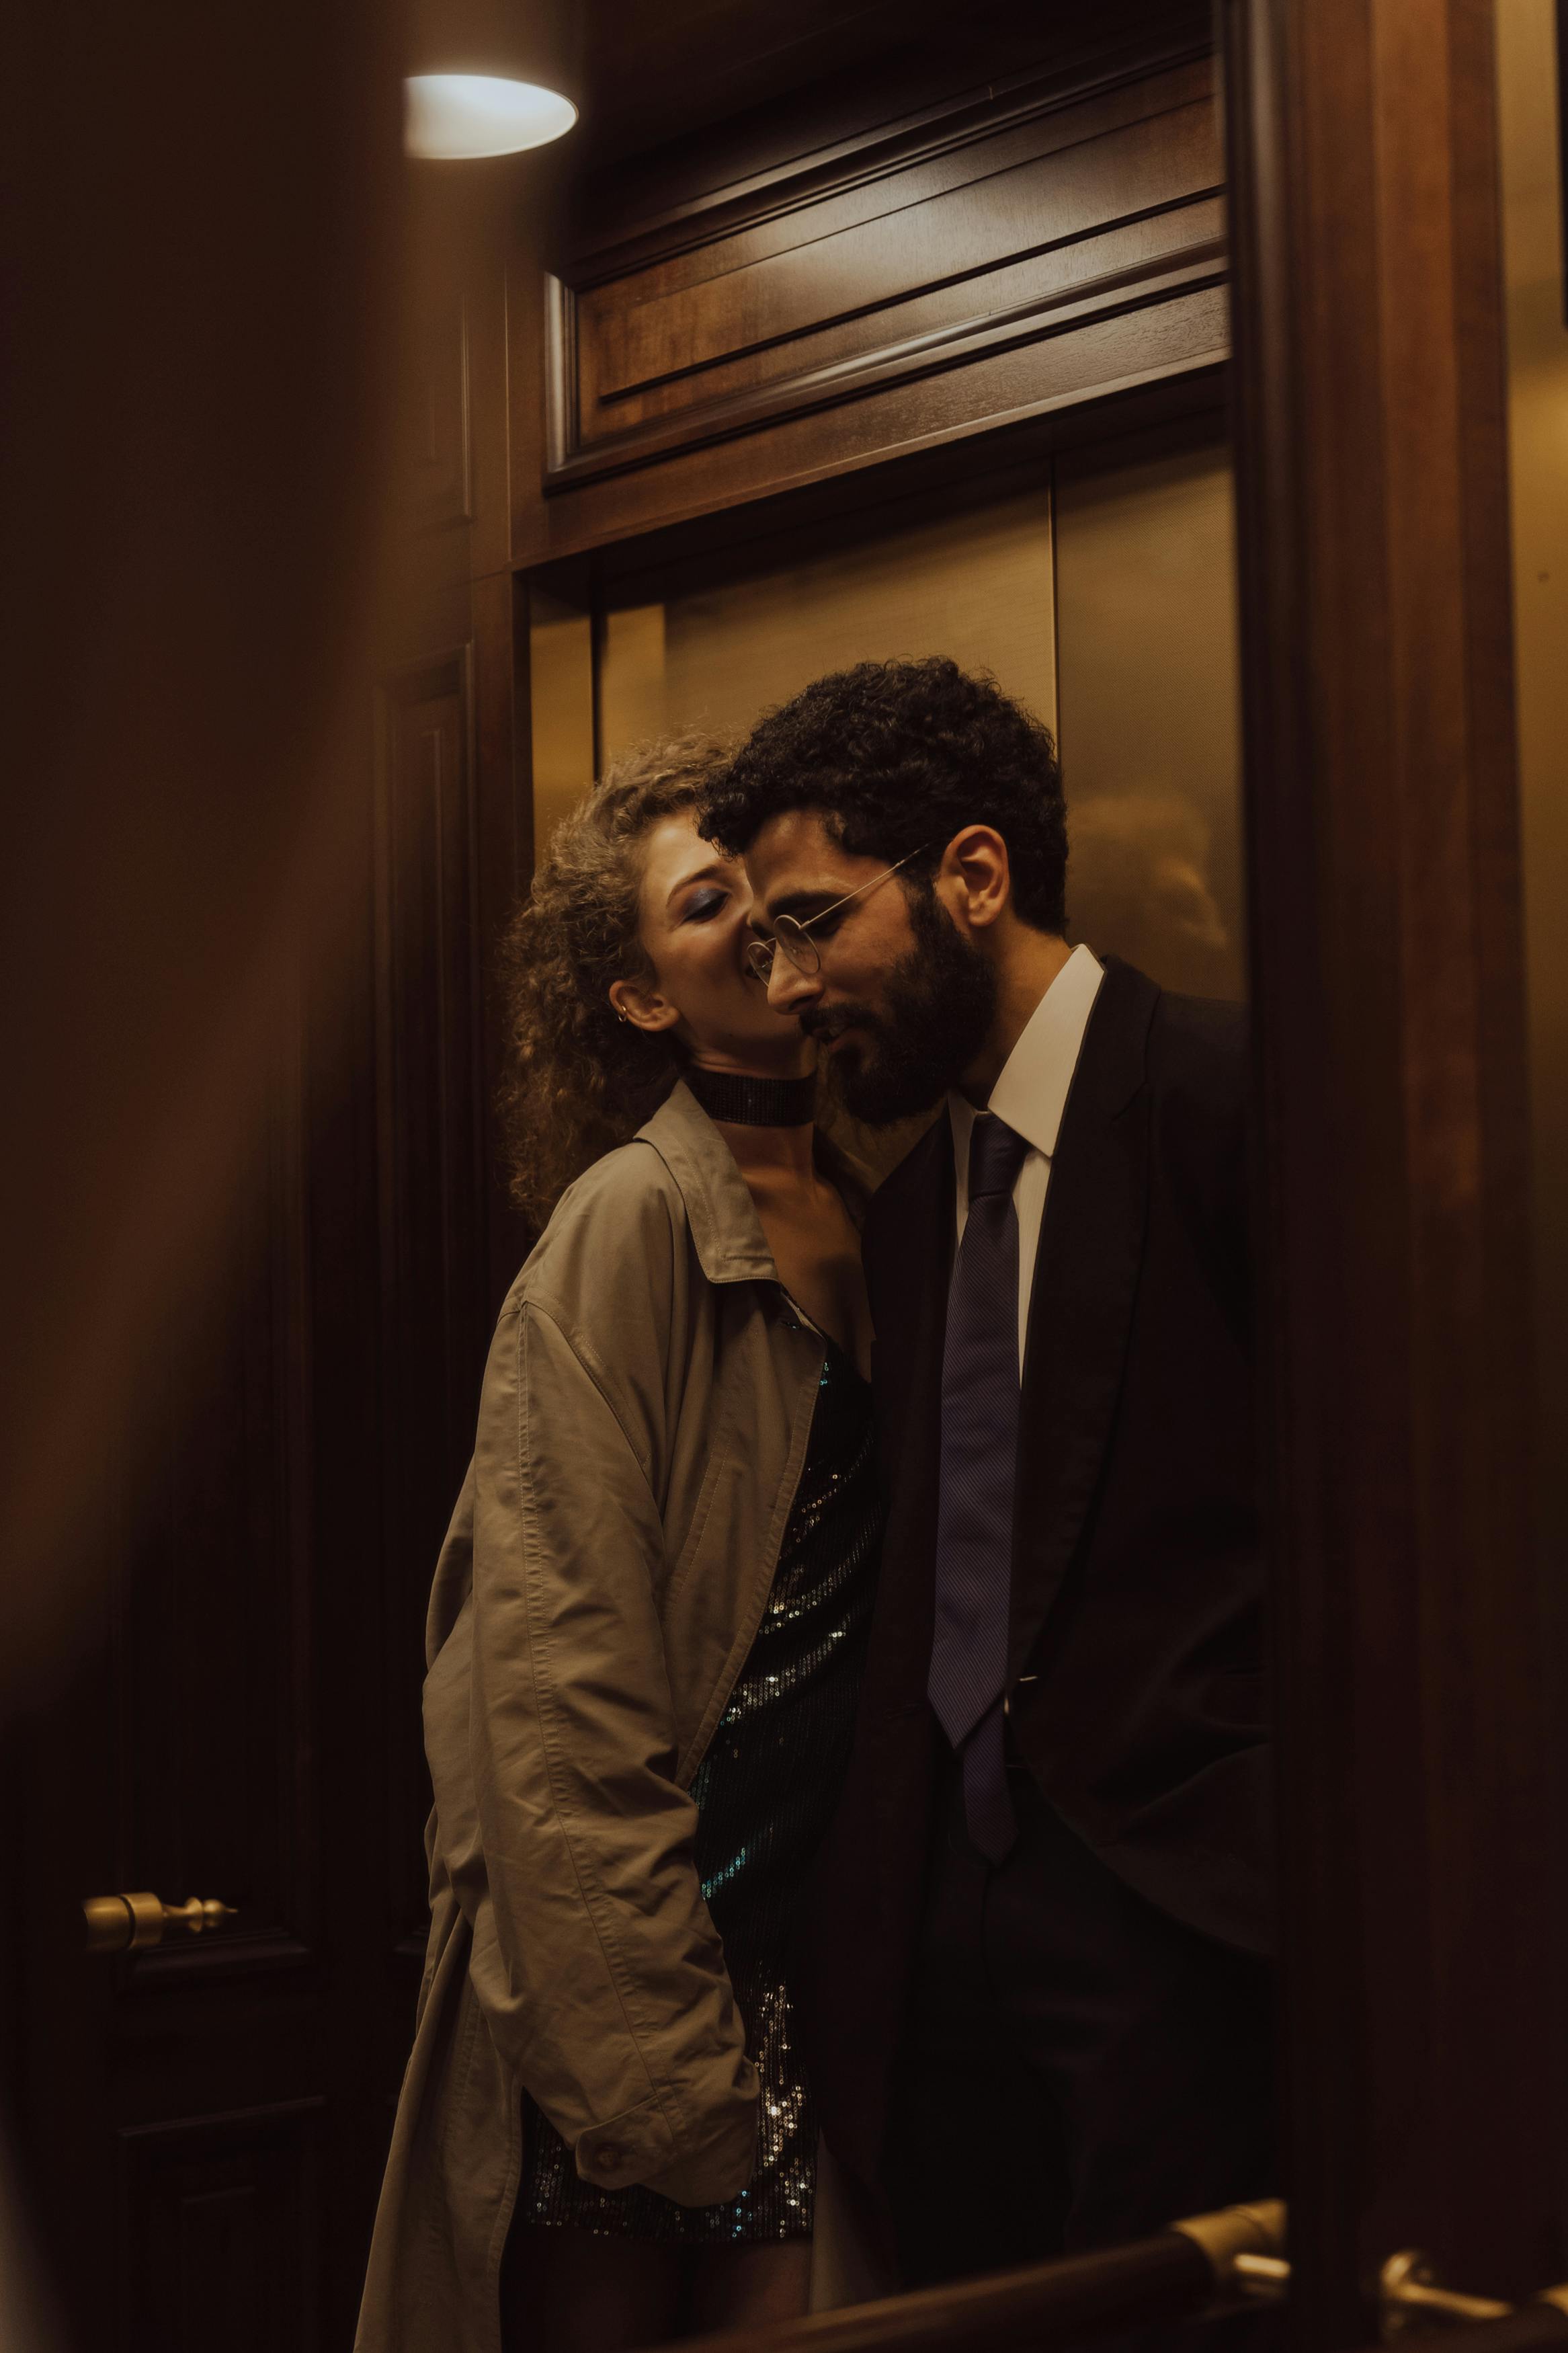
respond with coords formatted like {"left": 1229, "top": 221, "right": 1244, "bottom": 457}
{"left": 796, "top": 958, "right": 1272, "bottom": 2201}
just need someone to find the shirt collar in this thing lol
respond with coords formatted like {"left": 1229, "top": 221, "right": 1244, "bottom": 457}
{"left": 948, "top": 943, "right": 1104, "bottom": 1168}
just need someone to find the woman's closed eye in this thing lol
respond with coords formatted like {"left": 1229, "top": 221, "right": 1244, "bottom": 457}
{"left": 682, "top": 887, "right": 729, "bottom": 924}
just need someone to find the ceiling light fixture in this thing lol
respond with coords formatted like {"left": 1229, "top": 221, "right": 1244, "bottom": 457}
{"left": 405, "top": 0, "right": 581, "bottom": 161}
{"left": 405, "top": 74, "right": 576, "bottom": 160}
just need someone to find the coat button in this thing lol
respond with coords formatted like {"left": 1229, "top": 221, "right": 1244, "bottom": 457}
{"left": 597, "top": 2142, "right": 626, "bottom": 2171}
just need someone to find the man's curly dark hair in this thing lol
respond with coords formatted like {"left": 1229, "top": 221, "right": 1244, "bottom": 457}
{"left": 702, "top": 655, "right": 1067, "bottom": 932}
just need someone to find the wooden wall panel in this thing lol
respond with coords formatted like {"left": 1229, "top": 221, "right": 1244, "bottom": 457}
{"left": 522, "top": 286, "right": 1227, "bottom": 563}
{"left": 374, "top": 645, "right": 488, "bottom": 1491}
{"left": 402, "top": 293, "right": 472, "bottom": 532}
{"left": 1224, "top": 0, "right": 1555, "bottom": 2335}
{"left": 373, "top": 647, "right": 492, "bottom": 1950}
{"left": 120, "top": 2099, "right": 323, "bottom": 2353}
{"left": 565, "top": 64, "right": 1221, "bottom": 460}
{"left": 7, "top": 187, "right": 531, "bottom": 2353}
{"left": 518, "top": 30, "right": 1228, "bottom": 560}
{"left": 114, "top": 1020, "right": 317, "bottom": 1987}
{"left": 370, "top": 599, "right": 529, "bottom": 1955}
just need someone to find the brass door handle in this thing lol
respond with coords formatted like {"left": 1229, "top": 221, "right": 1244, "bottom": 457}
{"left": 82, "top": 1892, "right": 239, "bottom": 1954}
{"left": 1376, "top": 2251, "right": 1568, "bottom": 2336}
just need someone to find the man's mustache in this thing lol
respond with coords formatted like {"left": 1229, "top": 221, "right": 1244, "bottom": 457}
{"left": 799, "top": 1002, "right": 882, "bottom": 1043}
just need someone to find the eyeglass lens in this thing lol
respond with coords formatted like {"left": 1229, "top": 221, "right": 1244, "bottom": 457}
{"left": 773, "top": 917, "right": 819, "bottom": 975}
{"left": 746, "top": 921, "right": 821, "bottom": 982}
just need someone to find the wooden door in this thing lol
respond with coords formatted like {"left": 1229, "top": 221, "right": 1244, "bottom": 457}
{"left": 1223, "top": 0, "right": 1567, "bottom": 2341}
{"left": 4, "top": 577, "right": 528, "bottom": 2353}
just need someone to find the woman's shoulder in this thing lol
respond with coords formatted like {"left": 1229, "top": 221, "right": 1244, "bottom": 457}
{"left": 502, "top": 1136, "right": 692, "bottom": 1327}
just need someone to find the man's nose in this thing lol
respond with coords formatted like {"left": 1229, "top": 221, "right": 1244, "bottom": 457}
{"left": 768, "top": 953, "right": 820, "bottom": 1015}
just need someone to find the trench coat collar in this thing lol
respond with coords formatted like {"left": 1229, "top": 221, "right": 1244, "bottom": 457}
{"left": 636, "top": 1079, "right": 782, "bottom": 1289}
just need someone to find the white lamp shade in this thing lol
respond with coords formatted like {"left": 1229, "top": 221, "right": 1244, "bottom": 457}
{"left": 405, "top": 73, "right": 577, "bottom": 159}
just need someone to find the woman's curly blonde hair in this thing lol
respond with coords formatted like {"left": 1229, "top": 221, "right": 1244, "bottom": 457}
{"left": 497, "top": 737, "right": 728, "bottom": 1236}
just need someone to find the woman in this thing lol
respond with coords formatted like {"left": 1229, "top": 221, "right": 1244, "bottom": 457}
{"left": 356, "top": 740, "right": 882, "bottom": 2353}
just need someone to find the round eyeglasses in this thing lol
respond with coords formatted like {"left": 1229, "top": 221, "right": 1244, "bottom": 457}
{"left": 745, "top": 844, "right": 930, "bottom": 984}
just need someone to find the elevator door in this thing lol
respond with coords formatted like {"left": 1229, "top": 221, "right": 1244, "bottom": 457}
{"left": 534, "top": 423, "right": 1242, "bottom": 1019}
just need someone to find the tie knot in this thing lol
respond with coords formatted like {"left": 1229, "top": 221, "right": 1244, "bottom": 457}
{"left": 967, "top": 1114, "right": 1030, "bottom": 1201}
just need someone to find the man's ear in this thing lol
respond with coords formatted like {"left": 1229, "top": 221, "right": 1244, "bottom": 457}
{"left": 609, "top": 975, "right": 681, "bottom": 1035}
{"left": 937, "top": 826, "right": 1012, "bottom": 932}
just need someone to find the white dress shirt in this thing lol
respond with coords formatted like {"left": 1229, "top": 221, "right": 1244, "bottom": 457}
{"left": 948, "top": 943, "right": 1104, "bottom": 1373}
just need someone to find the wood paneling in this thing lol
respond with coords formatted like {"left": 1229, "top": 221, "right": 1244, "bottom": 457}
{"left": 524, "top": 289, "right": 1227, "bottom": 562}
{"left": 374, "top": 643, "right": 495, "bottom": 1950}
{"left": 579, "top": 0, "right": 938, "bottom": 161}
{"left": 9, "top": 1014, "right": 342, "bottom": 2350}
{"left": 518, "top": 24, "right": 1228, "bottom": 560}
{"left": 374, "top": 647, "right": 489, "bottom": 1489}
{"left": 117, "top": 1047, "right": 318, "bottom": 1985}
{"left": 559, "top": 60, "right": 1222, "bottom": 473}
{"left": 573, "top": 1, "right": 1208, "bottom": 241}
{"left": 370, "top": 588, "right": 529, "bottom": 1955}
{"left": 554, "top": 62, "right": 1222, "bottom": 482}
{"left": 402, "top": 294, "right": 472, "bottom": 533}
{"left": 6, "top": 151, "right": 531, "bottom": 2352}
{"left": 120, "top": 2100, "right": 323, "bottom": 2353}
{"left": 1224, "top": 0, "right": 1558, "bottom": 2338}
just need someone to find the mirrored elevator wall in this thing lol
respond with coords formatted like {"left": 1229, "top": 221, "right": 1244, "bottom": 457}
{"left": 529, "top": 420, "right": 1244, "bottom": 1007}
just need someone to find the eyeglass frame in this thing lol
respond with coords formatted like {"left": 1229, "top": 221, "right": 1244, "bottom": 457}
{"left": 744, "top": 844, "right": 933, "bottom": 985}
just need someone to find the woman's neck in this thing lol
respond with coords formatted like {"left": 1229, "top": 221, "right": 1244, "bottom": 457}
{"left": 684, "top": 1047, "right": 818, "bottom": 1188}
{"left": 714, "top": 1117, "right": 817, "bottom": 1191}
{"left": 682, "top": 1064, "right": 809, "bottom": 1116}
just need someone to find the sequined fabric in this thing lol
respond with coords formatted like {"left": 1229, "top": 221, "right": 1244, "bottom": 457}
{"left": 518, "top": 1330, "right": 881, "bottom": 2242}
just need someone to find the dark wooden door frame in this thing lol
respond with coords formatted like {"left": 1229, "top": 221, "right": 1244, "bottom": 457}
{"left": 1223, "top": 1, "right": 1562, "bottom": 2342}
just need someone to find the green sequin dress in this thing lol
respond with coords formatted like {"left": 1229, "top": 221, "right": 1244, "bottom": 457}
{"left": 517, "top": 1330, "right": 881, "bottom": 2242}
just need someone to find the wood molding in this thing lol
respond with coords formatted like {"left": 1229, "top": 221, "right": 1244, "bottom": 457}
{"left": 520, "top": 301, "right": 1229, "bottom": 565}
{"left": 127, "top": 1929, "right": 315, "bottom": 1987}
{"left": 528, "top": 40, "right": 1228, "bottom": 538}
{"left": 571, "top": 37, "right": 1214, "bottom": 282}
{"left": 544, "top": 231, "right": 1225, "bottom": 489}
{"left": 116, "top": 2093, "right": 327, "bottom": 2147}
{"left": 370, "top": 607, "right": 528, "bottom": 1951}
{"left": 372, "top": 643, "right": 483, "bottom": 1953}
{"left": 1225, "top": 0, "right": 1554, "bottom": 2338}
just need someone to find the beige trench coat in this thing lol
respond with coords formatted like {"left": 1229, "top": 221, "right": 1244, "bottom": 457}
{"left": 355, "top": 1082, "right": 836, "bottom": 2353}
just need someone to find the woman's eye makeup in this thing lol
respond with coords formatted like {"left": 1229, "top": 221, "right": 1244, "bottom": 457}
{"left": 682, "top": 887, "right": 729, "bottom": 923}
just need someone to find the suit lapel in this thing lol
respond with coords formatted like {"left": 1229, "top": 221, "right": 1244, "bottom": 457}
{"left": 864, "top": 1121, "right": 953, "bottom": 1716}
{"left": 1007, "top": 960, "right": 1157, "bottom": 1681}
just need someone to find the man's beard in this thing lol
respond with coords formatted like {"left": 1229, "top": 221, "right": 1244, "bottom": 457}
{"left": 802, "top": 889, "right": 997, "bottom": 1125}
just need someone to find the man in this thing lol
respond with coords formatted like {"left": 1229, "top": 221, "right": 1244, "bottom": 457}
{"left": 701, "top": 656, "right": 1273, "bottom": 2289}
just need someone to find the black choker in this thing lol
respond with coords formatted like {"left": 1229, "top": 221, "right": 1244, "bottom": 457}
{"left": 684, "top": 1067, "right": 817, "bottom": 1127}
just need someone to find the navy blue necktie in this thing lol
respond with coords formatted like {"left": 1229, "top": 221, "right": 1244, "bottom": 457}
{"left": 929, "top": 1112, "right": 1032, "bottom": 1864}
